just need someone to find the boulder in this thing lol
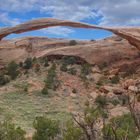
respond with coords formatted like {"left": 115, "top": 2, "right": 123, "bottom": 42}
{"left": 109, "top": 68, "right": 119, "bottom": 75}
{"left": 128, "top": 85, "right": 139, "bottom": 93}
{"left": 122, "top": 79, "right": 136, "bottom": 89}
{"left": 110, "top": 106, "right": 129, "bottom": 117}
{"left": 89, "top": 91, "right": 99, "bottom": 99}
{"left": 70, "top": 93, "right": 77, "bottom": 98}
{"left": 87, "top": 73, "right": 103, "bottom": 83}
{"left": 99, "top": 85, "right": 125, "bottom": 95}
{"left": 92, "top": 66, "right": 101, "bottom": 73}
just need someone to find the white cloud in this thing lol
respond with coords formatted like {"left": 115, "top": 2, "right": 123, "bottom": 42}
{"left": 41, "top": 1, "right": 99, "bottom": 21}
{"left": 0, "top": 13, "right": 20, "bottom": 26}
{"left": 41, "top": 27, "right": 74, "bottom": 37}
{"left": 0, "top": 0, "right": 140, "bottom": 36}
{"left": 0, "top": 0, "right": 40, "bottom": 12}
{"left": 98, "top": 0, "right": 140, "bottom": 25}
{"left": 0, "top": 0, "right": 140, "bottom": 26}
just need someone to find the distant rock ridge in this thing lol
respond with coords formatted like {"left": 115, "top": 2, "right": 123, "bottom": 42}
{"left": 0, "top": 18, "right": 140, "bottom": 50}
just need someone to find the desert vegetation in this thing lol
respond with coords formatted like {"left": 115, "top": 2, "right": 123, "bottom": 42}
{"left": 0, "top": 92, "right": 140, "bottom": 140}
{"left": 0, "top": 38, "right": 140, "bottom": 140}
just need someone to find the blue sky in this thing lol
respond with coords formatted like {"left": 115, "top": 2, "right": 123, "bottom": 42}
{"left": 0, "top": 0, "right": 140, "bottom": 40}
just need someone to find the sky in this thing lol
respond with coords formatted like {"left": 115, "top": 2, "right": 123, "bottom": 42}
{"left": 0, "top": 0, "right": 140, "bottom": 40}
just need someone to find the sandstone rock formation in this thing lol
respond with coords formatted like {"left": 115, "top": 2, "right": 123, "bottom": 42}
{"left": 0, "top": 18, "right": 140, "bottom": 50}
{"left": 0, "top": 35, "right": 139, "bottom": 66}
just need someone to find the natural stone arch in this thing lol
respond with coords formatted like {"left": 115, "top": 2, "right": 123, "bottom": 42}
{"left": 0, "top": 18, "right": 140, "bottom": 50}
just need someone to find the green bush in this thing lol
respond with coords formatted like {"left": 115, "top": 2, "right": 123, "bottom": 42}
{"left": 110, "top": 98, "right": 120, "bottom": 106}
{"left": 23, "top": 57, "right": 32, "bottom": 69}
{"left": 62, "top": 56, "right": 77, "bottom": 65}
{"left": 34, "top": 63, "right": 40, "bottom": 72}
{"left": 0, "top": 120, "right": 26, "bottom": 140}
{"left": 95, "top": 95, "right": 108, "bottom": 108}
{"left": 69, "top": 40, "right": 77, "bottom": 46}
{"left": 98, "top": 62, "right": 108, "bottom": 70}
{"left": 19, "top": 62, "right": 23, "bottom": 67}
{"left": 110, "top": 75, "right": 120, "bottom": 84}
{"left": 60, "top": 64, "right": 68, "bottom": 72}
{"left": 118, "top": 94, "right": 129, "bottom": 105}
{"left": 41, "top": 87, "right": 49, "bottom": 95}
{"left": 6, "top": 61, "right": 19, "bottom": 79}
{"left": 44, "top": 57, "right": 49, "bottom": 67}
{"left": 32, "top": 57, "right": 37, "bottom": 63}
{"left": 96, "top": 80, "right": 103, "bottom": 89}
{"left": 103, "top": 114, "right": 138, "bottom": 140}
{"left": 80, "top": 63, "right": 92, "bottom": 81}
{"left": 63, "top": 120, "right": 83, "bottom": 140}
{"left": 68, "top": 68, "right": 77, "bottom": 75}
{"left": 81, "top": 63, "right": 92, "bottom": 76}
{"left": 72, "top": 88, "right": 77, "bottom": 94}
{"left": 137, "top": 95, "right": 140, "bottom": 102}
{"left": 44, "top": 63, "right": 59, "bottom": 90}
{"left": 33, "top": 116, "right": 59, "bottom": 140}
{"left": 0, "top": 74, "right": 10, "bottom": 85}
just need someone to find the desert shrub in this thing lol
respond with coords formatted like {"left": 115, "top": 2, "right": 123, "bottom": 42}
{"left": 63, "top": 120, "right": 83, "bottom": 140}
{"left": 69, "top": 40, "right": 77, "bottom": 46}
{"left": 6, "top": 61, "right": 19, "bottom": 79}
{"left": 103, "top": 114, "right": 138, "bottom": 140}
{"left": 81, "top": 63, "right": 92, "bottom": 76}
{"left": 95, "top": 95, "right": 108, "bottom": 108}
{"left": 60, "top": 64, "right": 68, "bottom": 72}
{"left": 96, "top": 80, "right": 103, "bottom": 89}
{"left": 23, "top": 57, "right": 32, "bottom": 69}
{"left": 98, "top": 62, "right": 108, "bottom": 70}
{"left": 32, "top": 57, "right": 37, "bottom": 63}
{"left": 33, "top": 116, "right": 59, "bottom": 140}
{"left": 0, "top": 120, "right": 26, "bottom": 140}
{"left": 110, "top": 75, "right": 120, "bottom": 84}
{"left": 137, "top": 95, "right": 140, "bottom": 102}
{"left": 34, "top": 63, "right": 40, "bottom": 72}
{"left": 0, "top": 74, "right": 10, "bottom": 85}
{"left": 110, "top": 98, "right": 120, "bottom": 106}
{"left": 19, "top": 62, "right": 23, "bottom": 67}
{"left": 62, "top": 56, "right": 77, "bottom": 65}
{"left": 44, "top": 57, "right": 49, "bottom": 67}
{"left": 72, "top": 88, "right": 77, "bottom": 94}
{"left": 118, "top": 94, "right": 129, "bottom": 105}
{"left": 44, "top": 63, "right": 60, "bottom": 90}
{"left": 41, "top": 87, "right": 49, "bottom": 95}
{"left": 80, "top": 63, "right": 92, "bottom": 80}
{"left": 68, "top": 68, "right": 77, "bottom": 75}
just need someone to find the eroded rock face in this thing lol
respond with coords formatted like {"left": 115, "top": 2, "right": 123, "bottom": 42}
{"left": 0, "top": 18, "right": 140, "bottom": 50}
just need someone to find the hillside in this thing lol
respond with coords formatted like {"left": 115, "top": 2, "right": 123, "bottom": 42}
{"left": 0, "top": 19, "right": 140, "bottom": 139}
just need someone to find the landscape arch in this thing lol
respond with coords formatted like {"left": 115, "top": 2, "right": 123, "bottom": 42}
{"left": 0, "top": 18, "right": 140, "bottom": 50}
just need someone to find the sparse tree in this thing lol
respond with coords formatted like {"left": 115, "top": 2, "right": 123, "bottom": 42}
{"left": 33, "top": 116, "right": 59, "bottom": 140}
{"left": 6, "top": 61, "right": 19, "bottom": 79}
